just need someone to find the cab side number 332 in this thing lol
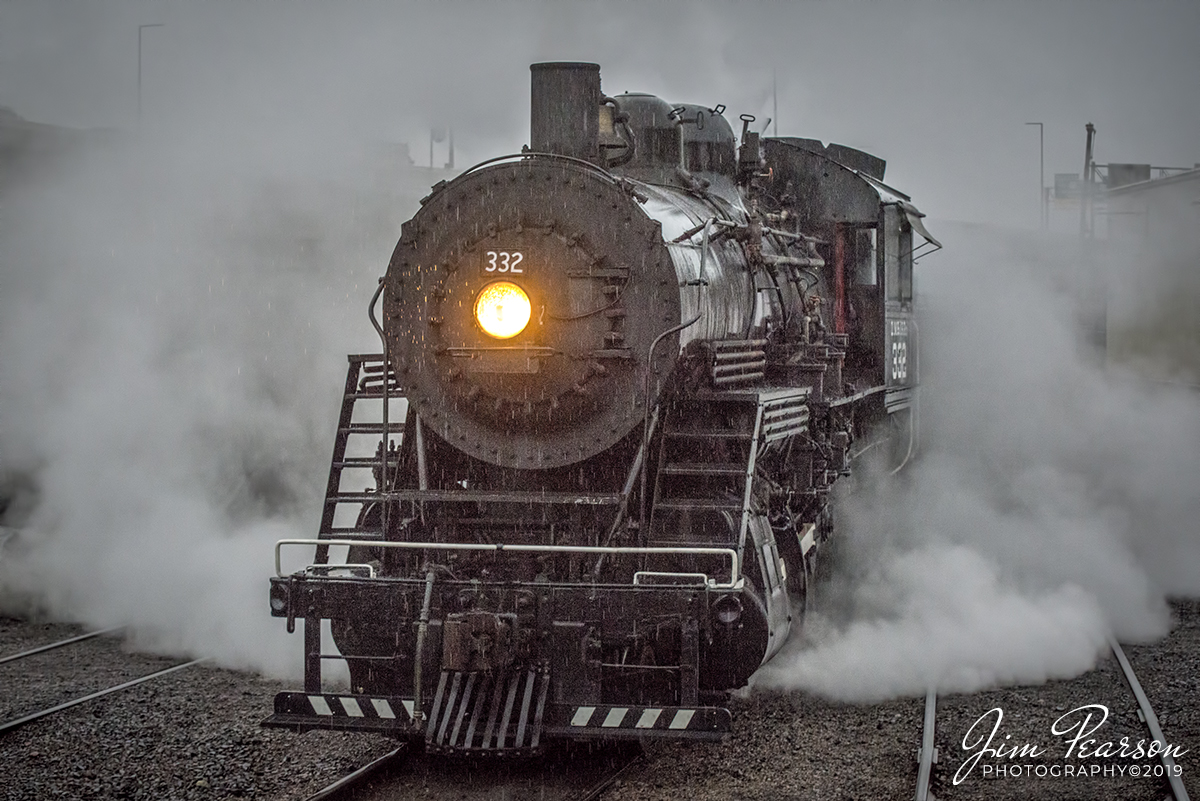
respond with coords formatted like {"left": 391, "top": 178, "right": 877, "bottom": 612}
{"left": 890, "top": 319, "right": 908, "bottom": 382}
{"left": 484, "top": 251, "right": 524, "bottom": 274}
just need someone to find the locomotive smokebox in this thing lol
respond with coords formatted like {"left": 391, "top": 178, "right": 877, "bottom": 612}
{"left": 530, "top": 62, "right": 601, "bottom": 164}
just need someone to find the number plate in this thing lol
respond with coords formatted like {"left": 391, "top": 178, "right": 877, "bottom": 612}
{"left": 889, "top": 319, "right": 909, "bottom": 382}
{"left": 482, "top": 250, "right": 525, "bottom": 275}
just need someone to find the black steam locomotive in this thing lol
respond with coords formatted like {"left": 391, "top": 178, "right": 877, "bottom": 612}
{"left": 265, "top": 63, "right": 939, "bottom": 753}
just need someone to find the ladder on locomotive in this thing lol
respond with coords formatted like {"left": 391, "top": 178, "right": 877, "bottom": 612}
{"left": 313, "top": 354, "right": 400, "bottom": 565}
{"left": 649, "top": 388, "right": 811, "bottom": 565}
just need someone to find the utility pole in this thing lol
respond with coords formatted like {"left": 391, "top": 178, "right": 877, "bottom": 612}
{"left": 138, "top": 23, "right": 164, "bottom": 127}
{"left": 1080, "top": 123, "right": 1096, "bottom": 239}
{"left": 1077, "top": 122, "right": 1106, "bottom": 362}
{"left": 1025, "top": 122, "right": 1045, "bottom": 229}
{"left": 772, "top": 68, "right": 778, "bottom": 137}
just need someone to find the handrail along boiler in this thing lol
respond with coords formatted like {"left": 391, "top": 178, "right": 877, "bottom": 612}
{"left": 265, "top": 62, "right": 940, "bottom": 753}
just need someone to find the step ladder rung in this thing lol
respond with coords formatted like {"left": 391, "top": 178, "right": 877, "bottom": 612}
{"left": 332, "top": 458, "right": 398, "bottom": 469}
{"left": 654, "top": 499, "right": 743, "bottom": 511}
{"left": 316, "top": 530, "right": 385, "bottom": 541}
{"left": 345, "top": 389, "right": 399, "bottom": 400}
{"left": 662, "top": 430, "right": 753, "bottom": 441}
{"left": 324, "top": 493, "right": 377, "bottom": 505}
{"left": 647, "top": 537, "right": 734, "bottom": 547}
{"left": 331, "top": 455, "right": 396, "bottom": 470}
{"left": 326, "top": 490, "right": 620, "bottom": 505}
{"left": 339, "top": 423, "right": 400, "bottom": 434}
{"left": 659, "top": 463, "right": 746, "bottom": 477}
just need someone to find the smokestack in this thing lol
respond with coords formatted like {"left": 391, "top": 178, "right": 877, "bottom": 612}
{"left": 530, "top": 62, "right": 601, "bottom": 164}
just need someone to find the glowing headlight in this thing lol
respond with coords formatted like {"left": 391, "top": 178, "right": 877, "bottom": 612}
{"left": 474, "top": 281, "right": 532, "bottom": 339}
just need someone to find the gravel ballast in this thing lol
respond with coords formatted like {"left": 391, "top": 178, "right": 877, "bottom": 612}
{"left": 3, "top": 601, "right": 1197, "bottom": 800}
{"left": 1, "top": 619, "right": 395, "bottom": 801}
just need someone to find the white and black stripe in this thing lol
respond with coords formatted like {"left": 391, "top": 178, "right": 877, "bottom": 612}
{"left": 286, "top": 693, "right": 414, "bottom": 721}
{"left": 267, "top": 691, "right": 730, "bottom": 742}
{"left": 565, "top": 705, "right": 716, "bottom": 733}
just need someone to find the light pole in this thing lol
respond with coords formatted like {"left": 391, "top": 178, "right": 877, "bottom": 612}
{"left": 772, "top": 68, "right": 778, "bottom": 137}
{"left": 138, "top": 23, "right": 164, "bottom": 127}
{"left": 1025, "top": 122, "right": 1045, "bottom": 229}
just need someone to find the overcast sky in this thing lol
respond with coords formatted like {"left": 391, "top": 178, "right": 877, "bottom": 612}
{"left": 2, "top": 0, "right": 1197, "bottom": 228}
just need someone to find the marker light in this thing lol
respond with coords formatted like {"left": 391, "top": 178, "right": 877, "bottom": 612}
{"left": 713, "top": 594, "right": 743, "bottom": 625}
{"left": 474, "top": 281, "right": 532, "bottom": 339}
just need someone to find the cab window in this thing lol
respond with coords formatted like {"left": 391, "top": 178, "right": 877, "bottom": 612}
{"left": 852, "top": 228, "right": 877, "bottom": 285}
{"left": 884, "top": 206, "right": 900, "bottom": 300}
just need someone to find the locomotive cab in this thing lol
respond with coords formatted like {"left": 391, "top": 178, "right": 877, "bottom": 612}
{"left": 762, "top": 138, "right": 940, "bottom": 410}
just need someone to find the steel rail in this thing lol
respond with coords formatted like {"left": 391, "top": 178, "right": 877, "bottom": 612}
{"left": 298, "top": 742, "right": 634, "bottom": 801}
{"left": 0, "top": 626, "right": 123, "bottom": 666}
{"left": 914, "top": 688, "right": 937, "bottom": 801}
{"left": 575, "top": 746, "right": 645, "bottom": 801}
{"left": 0, "top": 658, "right": 208, "bottom": 736}
{"left": 1108, "top": 636, "right": 1190, "bottom": 801}
{"left": 300, "top": 744, "right": 408, "bottom": 801}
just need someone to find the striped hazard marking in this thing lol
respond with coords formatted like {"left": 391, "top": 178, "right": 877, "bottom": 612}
{"left": 305, "top": 694, "right": 415, "bottom": 720}
{"left": 264, "top": 692, "right": 416, "bottom": 734}
{"left": 563, "top": 704, "right": 721, "bottom": 734}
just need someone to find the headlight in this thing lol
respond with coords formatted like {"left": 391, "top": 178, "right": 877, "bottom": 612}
{"left": 474, "top": 281, "right": 532, "bottom": 339}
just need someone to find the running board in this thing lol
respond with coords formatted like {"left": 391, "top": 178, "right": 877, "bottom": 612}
{"left": 262, "top": 691, "right": 731, "bottom": 743}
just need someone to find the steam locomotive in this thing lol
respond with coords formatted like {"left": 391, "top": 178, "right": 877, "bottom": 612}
{"left": 265, "top": 63, "right": 939, "bottom": 753}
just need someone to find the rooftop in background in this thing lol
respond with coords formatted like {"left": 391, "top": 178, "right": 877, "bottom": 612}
{"left": 1106, "top": 163, "right": 1200, "bottom": 196}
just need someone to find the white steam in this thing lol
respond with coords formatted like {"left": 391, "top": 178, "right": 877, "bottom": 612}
{"left": 0, "top": 126, "right": 426, "bottom": 676}
{"left": 755, "top": 222, "right": 1200, "bottom": 701}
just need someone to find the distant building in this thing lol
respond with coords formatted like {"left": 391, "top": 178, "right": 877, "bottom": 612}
{"left": 1106, "top": 166, "right": 1200, "bottom": 254}
{"left": 1105, "top": 166, "right": 1200, "bottom": 381}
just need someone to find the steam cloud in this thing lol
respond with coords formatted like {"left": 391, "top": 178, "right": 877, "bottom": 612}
{"left": 754, "top": 222, "right": 1200, "bottom": 700}
{"left": 0, "top": 118, "right": 428, "bottom": 674}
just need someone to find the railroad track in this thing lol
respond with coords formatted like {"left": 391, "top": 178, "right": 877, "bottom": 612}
{"left": 914, "top": 637, "right": 1192, "bottom": 801}
{"left": 1109, "top": 637, "right": 1190, "bottom": 801}
{"left": 914, "top": 688, "right": 938, "bottom": 801}
{"left": 0, "top": 626, "right": 207, "bottom": 736}
{"left": 301, "top": 744, "right": 409, "bottom": 801}
{"left": 301, "top": 741, "right": 644, "bottom": 801}
{"left": 0, "top": 625, "right": 122, "bottom": 666}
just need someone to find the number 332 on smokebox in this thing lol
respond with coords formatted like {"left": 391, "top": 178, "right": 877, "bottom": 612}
{"left": 483, "top": 251, "right": 524, "bottom": 274}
